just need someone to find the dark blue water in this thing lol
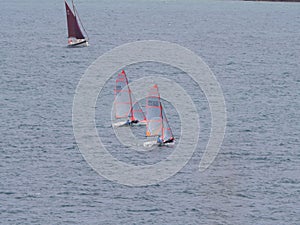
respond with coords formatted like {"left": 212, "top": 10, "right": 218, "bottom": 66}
{"left": 1, "top": 0, "right": 300, "bottom": 224}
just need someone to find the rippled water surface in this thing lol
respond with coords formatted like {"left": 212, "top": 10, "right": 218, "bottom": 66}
{"left": 1, "top": 0, "right": 300, "bottom": 224}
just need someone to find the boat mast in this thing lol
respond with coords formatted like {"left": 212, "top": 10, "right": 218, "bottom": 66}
{"left": 125, "top": 74, "right": 134, "bottom": 121}
{"left": 72, "top": 0, "right": 76, "bottom": 17}
{"left": 160, "top": 102, "right": 164, "bottom": 140}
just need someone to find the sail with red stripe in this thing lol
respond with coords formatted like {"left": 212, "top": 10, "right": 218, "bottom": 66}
{"left": 114, "top": 70, "right": 132, "bottom": 119}
{"left": 114, "top": 70, "right": 146, "bottom": 122}
{"left": 161, "top": 103, "right": 173, "bottom": 141}
{"left": 146, "top": 84, "right": 162, "bottom": 137}
{"left": 128, "top": 101, "right": 146, "bottom": 122}
{"left": 146, "top": 84, "right": 174, "bottom": 142}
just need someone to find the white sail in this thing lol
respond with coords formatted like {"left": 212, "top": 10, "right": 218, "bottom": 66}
{"left": 145, "top": 84, "right": 174, "bottom": 144}
{"left": 113, "top": 70, "right": 146, "bottom": 127}
{"left": 161, "top": 105, "right": 173, "bottom": 141}
{"left": 114, "top": 70, "right": 132, "bottom": 119}
{"left": 146, "top": 84, "right": 162, "bottom": 136}
{"left": 129, "top": 101, "right": 146, "bottom": 122}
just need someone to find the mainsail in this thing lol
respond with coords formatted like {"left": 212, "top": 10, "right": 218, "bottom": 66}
{"left": 114, "top": 70, "right": 146, "bottom": 122}
{"left": 65, "top": 1, "right": 85, "bottom": 39}
{"left": 128, "top": 101, "right": 146, "bottom": 122}
{"left": 146, "top": 84, "right": 162, "bottom": 137}
{"left": 146, "top": 84, "right": 174, "bottom": 141}
{"left": 161, "top": 103, "right": 173, "bottom": 141}
{"left": 114, "top": 70, "right": 132, "bottom": 119}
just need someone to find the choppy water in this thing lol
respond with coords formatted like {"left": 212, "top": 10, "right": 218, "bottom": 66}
{"left": 1, "top": 0, "right": 300, "bottom": 224}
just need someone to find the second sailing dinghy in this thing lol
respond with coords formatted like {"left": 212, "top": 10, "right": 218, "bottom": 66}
{"left": 113, "top": 70, "right": 146, "bottom": 127}
{"left": 144, "top": 84, "right": 175, "bottom": 147}
{"left": 65, "top": 0, "right": 88, "bottom": 47}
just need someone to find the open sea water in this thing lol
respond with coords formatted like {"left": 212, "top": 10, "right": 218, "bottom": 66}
{"left": 1, "top": 0, "right": 300, "bottom": 224}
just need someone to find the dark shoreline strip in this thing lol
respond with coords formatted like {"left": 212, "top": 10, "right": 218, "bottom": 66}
{"left": 243, "top": 0, "right": 300, "bottom": 2}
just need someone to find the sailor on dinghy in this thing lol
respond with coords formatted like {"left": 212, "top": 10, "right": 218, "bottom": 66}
{"left": 157, "top": 135, "right": 174, "bottom": 145}
{"left": 157, "top": 136, "right": 163, "bottom": 144}
{"left": 124, "top": 118, "right": 139, "bottom": 126}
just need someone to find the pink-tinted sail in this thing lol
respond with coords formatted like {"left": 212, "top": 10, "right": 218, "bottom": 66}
{"left": 114, "top": 70, "right": 146, "bottom": 122}
{"left": 114, "top": 70, "right": 132, "bottom": 119}
{"left": 161, "top": 103, "right": 174, "bottom": 141}
{"left": 146, "top": 84, "right": 174, "bottom": 142}
{"left": 128, "top": 101, "right": 146, "bottom": 122}
{"left": 146, "top": 84, "right": 162, "bottom": 137}
{"left": 65, "top": 1, "right": 85, "bottom": 39}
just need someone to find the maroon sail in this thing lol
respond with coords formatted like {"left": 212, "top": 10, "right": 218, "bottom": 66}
{"left": 65, "top": 1, "right": 85, "bottom": 39}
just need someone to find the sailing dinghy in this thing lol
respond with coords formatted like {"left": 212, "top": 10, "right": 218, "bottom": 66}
{"left": 113, "top": 70, "right": 146, "bottom": 127}
{"left": 65, "top": 0, "right": 88, "bottom": 47}
{"left": 144, "top": 84, "right": 175, "bottom": 147}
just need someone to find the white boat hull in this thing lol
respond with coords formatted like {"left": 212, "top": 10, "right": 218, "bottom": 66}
{"left": 112, "top": 121, "right": 128, "bottom": 128}
{"left": 138, "top": 120, "right": 147, "bottom": 126}
{"left": 143, "top": 140, "right": 175, "bottom": 148}
{"left": 160, "top": 141, "right": 175, "bottom": 146}
{"left": 143, "top": 140, "right": 158, "bottom": 148}
{"left": 112, "top": 120, "right": 147, "bottom": 128}
{"left": 68, "top": 39, "right": 88, "bottom": 47}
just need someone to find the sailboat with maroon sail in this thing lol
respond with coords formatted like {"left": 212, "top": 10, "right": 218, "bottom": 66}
{"left": 64, "top": 0, "right": 88, "bottom": 47}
